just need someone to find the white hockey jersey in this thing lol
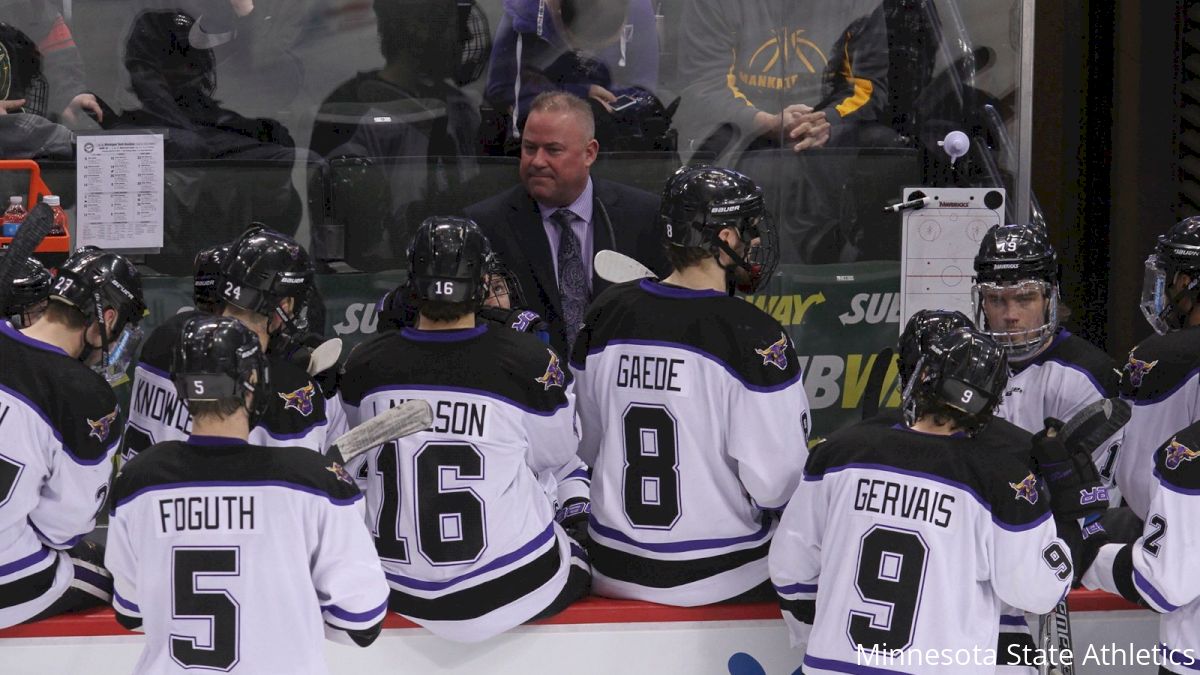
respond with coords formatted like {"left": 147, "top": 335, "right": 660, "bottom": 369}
{"left": 0, "top": 321, "right": 121, "bottom": 627}
{"left": 105, "top": 436, "right": 389, "bottom": 675}
{"left": 340, "top": 325, "right": 588, "bottom": 642}
{"left": 122, "top": 311, "right": 347, "bottom": 460}
{"left": 1114, "top": 328, "right": 1200, "bottom": 518}
{"left": 995, "top": 329, "right": 1122, "bottom": 482}
{"left": 770, "top": 422, "right": 1071, "bottom": 675}
{"left": 1082, "top": 421, "right": 1200, "bottom": 674}
{"left": 571, "top": 279, "right": 809, "bottom": 606}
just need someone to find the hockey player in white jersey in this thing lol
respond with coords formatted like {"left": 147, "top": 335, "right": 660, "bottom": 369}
{"left": 973, "top": 223, "right": 1122, "bottom": 482}
{"left": 122, "top": 242, "right": 228, "bottom": 459}
{"left": 771, "top": 328, "right": 1084, "bottom": 674}
{"left": 0, "top": 252, "right": 51, "bottom": 328}
{"left": 571, "top": 166, "right": 809, "bottom": 606}
{"left": 106, "top": 315, "right": 388, "bottom": 674}
{"left": 1116, "top": 216, "right": 1200, "bottom": 519}
{"left": 1080, "top": 423, "right": 1200, "bottom": 674}
{"left": 0, "top": 248, "right": 146, "bottom": 627}
{"left": 340, "top": 217, "right": 590, "bottom": 642}
{"left": 126, "top": 228, "right": 348, "bottom": 457}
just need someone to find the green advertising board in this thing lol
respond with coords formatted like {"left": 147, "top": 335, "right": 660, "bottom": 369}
{"left": 138, "top": 262, "right": 903, "bottom": 440}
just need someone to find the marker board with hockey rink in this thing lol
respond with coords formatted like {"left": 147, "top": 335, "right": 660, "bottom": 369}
{"left": 899, "top": 187, "right": 1006, "bottom": 335}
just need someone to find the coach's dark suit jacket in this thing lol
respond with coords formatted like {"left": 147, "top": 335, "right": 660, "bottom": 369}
{"left": 464, "top": 178, "right": 668, "bottom": 357}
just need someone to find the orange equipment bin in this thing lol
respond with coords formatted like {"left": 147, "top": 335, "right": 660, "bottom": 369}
{"left": 0, "top": 159, "right": 73, "bottom": 257}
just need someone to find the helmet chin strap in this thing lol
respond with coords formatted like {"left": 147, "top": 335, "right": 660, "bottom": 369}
{"left": 711, "top": 238, "right": 753, "bottom": 297}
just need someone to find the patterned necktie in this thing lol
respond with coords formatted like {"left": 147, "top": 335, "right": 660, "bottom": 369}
{"left": 551, "top": 208, "right": 587, "bottom": 349}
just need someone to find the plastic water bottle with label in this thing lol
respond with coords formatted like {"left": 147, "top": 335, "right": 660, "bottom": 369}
{"left": 3, "top": 196, "right": 26, "bottom": 237}
{"left": 42, "top": 195, "right": 68, "bottom": 236}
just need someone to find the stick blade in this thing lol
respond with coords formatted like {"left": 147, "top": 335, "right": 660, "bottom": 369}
{"left": 1059, "top": 397, "right": 1131, "bottom": 456}
{"left": 0, "top": 203, "right": 56, "bottom": 312}
{"left": 594, "top": 249, "right": 654, "bottom": 283}
{"left": 331, "top": 399, "right": 433, "bottom": 462}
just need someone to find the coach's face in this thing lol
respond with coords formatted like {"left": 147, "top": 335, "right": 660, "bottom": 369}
{"left": 520, "top": 109, "right": 598, "bottom": 207}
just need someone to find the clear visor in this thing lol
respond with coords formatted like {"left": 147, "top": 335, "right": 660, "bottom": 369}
{"left": 1139, "top": 255, "right": 1172, "bottom": 335}
{"left": 971, "top": 279, "right": 1057, "bottom": 362}
{"left": 97, "top": 324, "right": 145, "bottom": 387}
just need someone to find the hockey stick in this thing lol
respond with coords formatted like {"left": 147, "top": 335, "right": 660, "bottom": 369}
{"left": 0, "top": 203, "right": 55, "bottom": 314}
{"left": 1057, "top": 397, "right": 1131, "bottom": 459}
{"left": 1038, "top": 599, "right": 1074, "bottom": 675}
{"left": 326, "top": 399, "right": 432, "bottom": 462}
{"left": 307, "top": 337, "right": 343, "bottom": 377}
{"left": 860, "top": 347, "right": 894, "bottom": 420}
{"left": 594, "top": 249, "right": 654, "bottom": 283}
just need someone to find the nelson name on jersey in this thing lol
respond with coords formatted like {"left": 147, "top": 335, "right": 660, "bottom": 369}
{"left": 854, "top": 477, "right": 955, "bottom": 528}
{"left": 368, "top": 397, "right": 488, "bottom": 438}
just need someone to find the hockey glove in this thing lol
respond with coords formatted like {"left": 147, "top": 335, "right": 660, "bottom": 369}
{"left": 556, "top": 497, "right": 591, "bottom": 547}
{"left": 1031, "top": 419, "right": 1110, "bottom": 521}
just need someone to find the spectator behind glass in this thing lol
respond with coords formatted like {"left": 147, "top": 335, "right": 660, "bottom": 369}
{"left": 113, "top": 10, "right": 298, "bottom": 161}
{"left": 1, "top": 0, "right": 103, "bottom": 127}
{"left": 0, "top": 22, "right": 73, "bottom": 159}
{"left": 675, "top": 0, "right": 897, "bottom": 264}
{"left": 483, "top": 0, "right": 660, "bottom": 152}
{"left": 309, "top": 0, "right": 478, "bottom": 159}
{"left": 675, "top": 0, "right": 891, "bottom": 156}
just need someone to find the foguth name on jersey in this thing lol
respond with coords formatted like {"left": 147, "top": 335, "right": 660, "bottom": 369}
{"left": 157, "top": 495, "right": 259, "bottom": 535}
{"left": 616, "top": 354, "right": 685, "bottom": 392}
{"left": 134, "top": 379, "right": 192, "bottom": 435}
{"left": 853, "top": 478, "right": 955, "bottom": 528}
{"left": 372, "top": 398, "right": 488, "bottom": 438}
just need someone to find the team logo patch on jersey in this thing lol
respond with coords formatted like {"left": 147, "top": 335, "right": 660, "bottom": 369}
{"left": 755, "top": 333, "right": 790, "bottom": 370}
{"left": 87, "top": 410, "right": 119, "bottom": 443}
{"left": 278, "top": 383, "right": 316, "bottom": 417}
{"left": 535, "top": 349, "right": 566, "bottom": 390}
{"left": 511, "top": 310, "right": 539, "bottom": 333}
{"left": 1124, "top": 350, "right": 1159, "bottom": 389}
{"left": 1009, "top": 473, "right": 1039, "bottom": 504}
{"left": 326, "top": 462, "right": 354, "bottom": 484}
{"left": 1164, "top": 438, "right": 1200, "bottom": 470}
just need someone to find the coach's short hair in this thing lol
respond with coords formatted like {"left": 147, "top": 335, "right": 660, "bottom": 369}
{"left": 525, "top": 91, "right": 595, "bottom": 141}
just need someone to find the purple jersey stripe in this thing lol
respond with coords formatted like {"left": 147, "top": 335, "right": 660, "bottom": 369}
{"left": 385, "top": 524, "right": 555, "bottom": 591}
{"left": 774, "top": 582, "right": 817, "bottom": 595}
{"left": 114, "top": 590, "right": 140, "bottom": 613}
{"left": 1134, "top": 569, "right": 1180, "bottom": 612}
{"left": 588, "top": 516, "right": 771, "bottom": 553}
{"left": 0, "top": 546, "right": 53, "bottom": 577}
{"left": 322, "top": 599, "right": 388, "bottom": 623}
{"left": 116, "top": 480, "right": 363, "bottom": 508}
{"left": 584, "top": 338, "right": 802, "bottom": 394}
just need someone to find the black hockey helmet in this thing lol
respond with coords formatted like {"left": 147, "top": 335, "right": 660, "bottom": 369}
{"left": 971, "top": 223, "right": 1059, "bottom": 362}
{"left": 1, "top": 252, "right": 51, "bottom": 328}
{"left": 193, "top": 243, "right": 229, "bottom": 312}
{"left": 903, "top": 327, "right": 1008, "bottom": 436}
{"left": 406, "top": 216, "right": 489, "bottom": 305}
{"left": 0, "top": 23, "right": 48, "bottom": 117}
{"left": 1140, "top": 216, "right": 1200, "bottom": 334}
{"left": 659, "top": 165, "right": 778, "bottom": 294}
{"left": 222, "top": 226, "right": 314, "bottom": 326}
{"left": 51, "top": 247, "right": 148, "bottom": 383}
{"left": 173, "top": 314, "right": 269, "bottom": 420}
{"left": 897, "top": 309, "right": 974, "bottom": 387}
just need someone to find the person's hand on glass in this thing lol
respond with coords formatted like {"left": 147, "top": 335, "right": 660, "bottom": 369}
{"left": 61, "top": 93, "right": 103, "bottom": 126}
{"left": 0, "top": 99, "right": 26, "bottom": 115}
{"left": 230, "top": 0, "right": 254, "bottom": 17}
{"left": 783, "top": 104, "right": 830, "bottom": 152}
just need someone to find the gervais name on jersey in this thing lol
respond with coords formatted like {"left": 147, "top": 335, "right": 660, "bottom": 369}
{"left": 371, "top": 398, "right": 486, "bottom": 437}
{"left": 854, "top": 478, "right": 954, "bottom": 528}
{"left": 157, "top": 494, "right": 259, "bottom": 535}
{"left": 616, "top": 354, "right": 684, "bottom": 391}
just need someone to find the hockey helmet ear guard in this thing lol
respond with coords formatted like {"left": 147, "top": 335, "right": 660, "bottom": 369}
{"left": 406, "top": 216, "right": 490, "bottom": 305}
{"left": 971, "top": 223, "right": 1059, "bottom": 362}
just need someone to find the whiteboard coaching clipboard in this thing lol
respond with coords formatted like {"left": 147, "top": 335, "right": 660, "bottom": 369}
{"left": 899, "top": 187, "right": 1006, "bottom": 335}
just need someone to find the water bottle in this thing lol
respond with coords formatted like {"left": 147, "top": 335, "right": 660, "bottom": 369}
{"left": 42, "top": 195, "right": 68, "bottom": 236}
{"left": 3, "top": 196, "right": 27, "bottom": 237}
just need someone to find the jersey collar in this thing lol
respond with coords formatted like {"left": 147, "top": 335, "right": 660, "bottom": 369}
{"left": 639, "top": 278, "right": 726, "bottom": 299}
{"left": 1011, "top": 327, "right": 1069, "bottom": 374}
{"left": 187, "top": 435, "right": 249, "bottom": 446}
{"left": 401, "top": 324, "right": 488, "bottom": 342}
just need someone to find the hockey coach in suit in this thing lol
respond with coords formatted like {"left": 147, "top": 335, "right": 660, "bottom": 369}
{"left": 464, "top": 91, "right": 667, "bottom": 356}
